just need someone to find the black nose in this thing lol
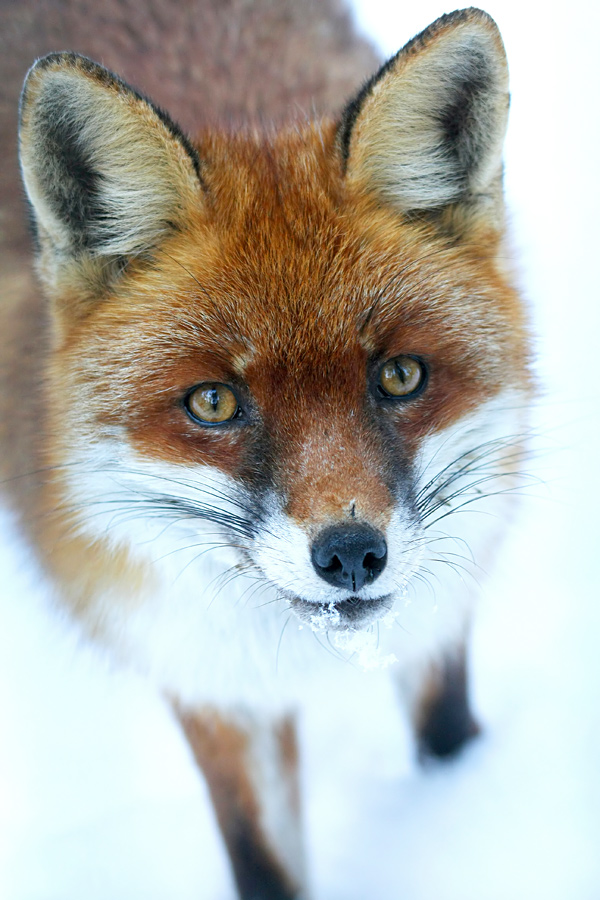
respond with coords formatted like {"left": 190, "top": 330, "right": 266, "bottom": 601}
{"left": 311, "top": 524, "right": 387, "bottom": 592}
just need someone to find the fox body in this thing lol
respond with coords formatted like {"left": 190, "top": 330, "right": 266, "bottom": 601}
{"left": 1, "top": 2, "right": 532, "bottom": 897}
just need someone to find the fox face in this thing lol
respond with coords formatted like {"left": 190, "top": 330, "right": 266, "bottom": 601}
{"left": 19, "top": 11, "right": 531, "bottom": 684}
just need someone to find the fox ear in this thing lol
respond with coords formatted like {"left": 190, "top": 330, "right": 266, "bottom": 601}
{"left": 19, "top": 53, "right": 202, "bottom": 294}
{"left": 340, "top": 9, "right": 509, "bottom": 234}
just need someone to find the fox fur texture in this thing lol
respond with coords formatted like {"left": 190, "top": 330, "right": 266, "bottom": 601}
{"left": 1, "top": 2, "right": 532, "bottom": 897}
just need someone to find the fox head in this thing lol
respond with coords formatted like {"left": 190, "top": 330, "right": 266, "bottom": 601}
{"left": 19, "top": 9, "right": 531, "bottom": 641}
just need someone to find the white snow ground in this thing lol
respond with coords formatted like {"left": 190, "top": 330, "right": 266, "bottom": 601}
{"left": 1, "top": 2, "right": 599, "bottom": 898}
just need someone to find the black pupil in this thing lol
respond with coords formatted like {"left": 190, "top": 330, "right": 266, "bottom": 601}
{"left": 396, "top": 362, "right": 409, "bottom": 383}
{"left": 208, "top": 388, "right": 220, "bottom": 411}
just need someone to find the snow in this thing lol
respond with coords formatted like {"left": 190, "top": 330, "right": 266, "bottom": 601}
{"left": 1, "top": 2, "right": 599, "bottom": 898}
{"left": 327, "top": 609, "right": 400, "bottom": 670}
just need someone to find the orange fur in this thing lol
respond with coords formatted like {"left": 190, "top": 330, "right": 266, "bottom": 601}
{"left": 1, "top": 5, "right": 533, "bottom": 898}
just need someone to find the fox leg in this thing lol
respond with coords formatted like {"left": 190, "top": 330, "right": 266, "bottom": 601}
{"left": 176, "top": 706, "right": 307, "bottom": 900}
{"left": 408, "top": 645, "right": 481, "bottom": 760}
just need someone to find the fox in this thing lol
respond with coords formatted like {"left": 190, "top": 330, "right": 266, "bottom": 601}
{"left": 0, "top": 0, "right": 533, "bottom": 897}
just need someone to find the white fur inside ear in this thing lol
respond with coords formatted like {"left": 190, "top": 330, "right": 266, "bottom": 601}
{"left": 20, "top": 58, "right": 200, "bottom": 260}
{"left": 345, "top": 14, "right": 509, "bottom": 211}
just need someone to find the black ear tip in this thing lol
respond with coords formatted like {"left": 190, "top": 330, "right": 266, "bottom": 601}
{"left": 20, "top": 53, "right": 98, "bottom": 130}
{"left": 399, "top": 8, "right": 506, "bottom": 67}
{"left": 22, "top": 52, "right": 99, "bottom": 95}
{"left": 30, "top": 50, "right": 84, "bottom": 70}
{"left": 429, "top": 7, "right": 501, "bottom": 31}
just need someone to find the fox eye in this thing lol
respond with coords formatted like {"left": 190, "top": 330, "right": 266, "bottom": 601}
{"left": 378, "top": 356, "right": 426, "bottom": 399}
{"left": 185, "top": 383, "right": 240, "bottom": 425}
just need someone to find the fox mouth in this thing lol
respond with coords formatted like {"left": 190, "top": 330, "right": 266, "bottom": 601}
{"left": 288, "top": 594, "right": 394, "bottom": 632}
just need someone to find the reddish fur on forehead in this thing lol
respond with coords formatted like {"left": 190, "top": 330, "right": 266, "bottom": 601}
{"left": 48, "top": 119, "right": 531, "bottom": 518}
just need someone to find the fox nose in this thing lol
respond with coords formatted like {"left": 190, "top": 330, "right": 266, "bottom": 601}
{"left": 311, "top": 524, "right": 387, "bottom": 592}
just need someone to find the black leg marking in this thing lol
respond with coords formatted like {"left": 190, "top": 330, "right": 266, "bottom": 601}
{"left": 228, "top": 816, "right": 301, "bottom": 900}
{"left": 177, "top": 708, "right": 304, "bottom": 900}
{"left": 417, "top": 651, "right": 480, "bottom": 759}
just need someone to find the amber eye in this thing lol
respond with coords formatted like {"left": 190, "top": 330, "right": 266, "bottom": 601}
{"left": 185, "top": 383, "right": 240, "bottom": 425}
{"left": 378, "top": 356, "right": 426, "bottom": 399}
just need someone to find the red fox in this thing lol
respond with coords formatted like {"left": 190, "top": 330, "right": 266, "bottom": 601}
{"left": 0, "top": 1, "right": 532, "bottom": 897}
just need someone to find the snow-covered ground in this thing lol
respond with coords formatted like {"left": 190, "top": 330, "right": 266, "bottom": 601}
{"left": 1, "top": 2, "right": 599, "bottom": 898}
